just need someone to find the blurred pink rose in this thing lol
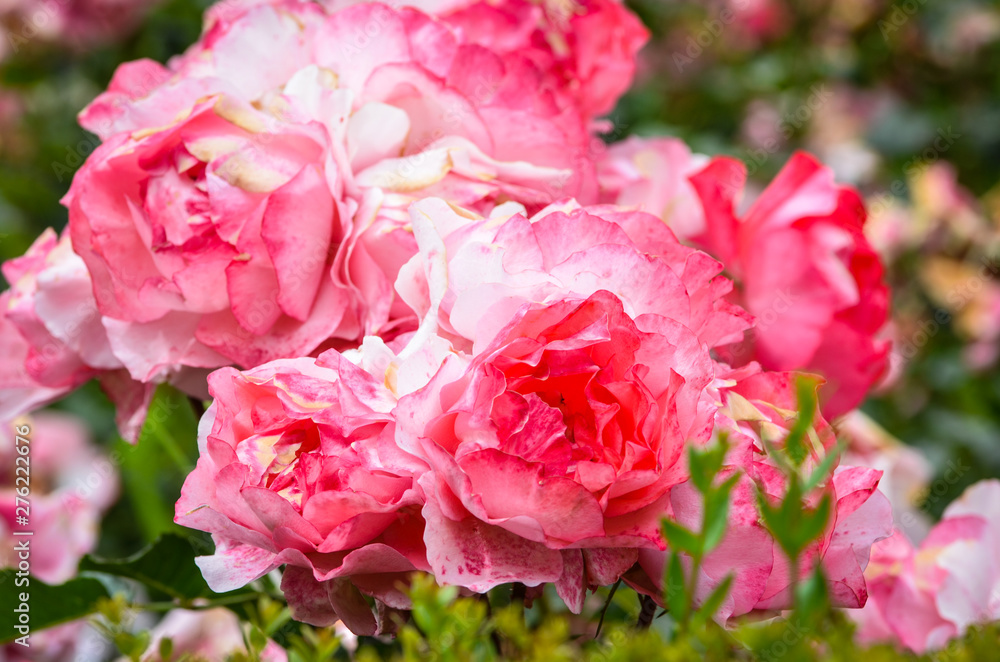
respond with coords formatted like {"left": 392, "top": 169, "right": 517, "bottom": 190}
{"left": 726, "top": 0, "right": 791, "bottom": 41}
{"left": 3, "top": 229, "right": 110, "bottom": 390}
{"left": 1, "top": 229, "right": 159, "bottom": 441}
{"left": 839, "top": 411, "right": 933, "bottom": 541}
{"left": 66, "top": 1, "right": 597, "bottom": 382}
{"left": 0, "top": 619, "right": 107, "bottom": 662}
{"left": 1, "top": 412, "right": 118, "bottom": 584}
{"left": 627, "top": 369, "right": 893, "bottom": 619}
{"left": 853, "top": 480, "right": 1000, "bottom": 652}
{"left": 390, "top": 200, "right": 750, "bottom": 609}
{"left": 0, "top": 292, "right": 72, "bottom": 425}
{"left": 597, "top": 136, "right": 709, "bottom": 240}
{"left": 0, "top": 0, "right": 156, "bottom": 60}
{"left": 174, "top": 350, "right": 429, "bottom": 635}
{"left": 689, "top": 152, "right": 891, "bottom": 418}
{"left": 136, "top": 608, "right": 286, "bottom": 662}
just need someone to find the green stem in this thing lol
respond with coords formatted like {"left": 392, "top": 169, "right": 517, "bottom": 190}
{"left": 136, "top": 593, "right": 259, "bottom": 612}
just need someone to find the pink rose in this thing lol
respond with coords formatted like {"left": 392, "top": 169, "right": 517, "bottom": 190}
{"left": 395, "top": 198, "right": 751, "bottom": 355}
{"left": 372, "top": 0, "right": 651, "bottom": 120}
{"left": 174, "top": 351, "right": 429, "bottom": 635}
{"left": 853, "top": 480, "right": 1000, "bottom": 653}
{"left": 1, "top": 230, "right": 157, "bottom": 441}
{"left": 0, "top": 293, "right": 71, "bottom": 425}
{"left": 628, "top": 369, "right": 893, "bottom": 619}
{"left": 839, "top": 411, "right": 933, "bottom": 541}
{"left": 2, "top": 229, "right": 111, "bottom": 390}
{"left": 68, "top": 1, "right": 596, "bottom": 379}
{"left": 1, "top": 412, "right": 119, "bottom": 584}
{"left": 688, "top": 152, "right": 891, "bottom": 418}
{"left": 389, "top": 201, "right": 750, "bottom": 610}
{"left": 599, "top": 143, "right": 891, "bottom": 417}
{"left": 598, "top": 136, "right": 709, "bottom": 241}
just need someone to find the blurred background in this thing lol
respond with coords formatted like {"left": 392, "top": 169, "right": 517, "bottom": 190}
{"left": 0, "top": 0, "right": 998, "bottom": 548}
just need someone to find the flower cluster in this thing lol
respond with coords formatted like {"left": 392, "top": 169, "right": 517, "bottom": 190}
{"left": 174, "top": 199, "right": 891, "bottom": 632}
{"left": 0, "top": 0, "right": 907, "bottom": 639}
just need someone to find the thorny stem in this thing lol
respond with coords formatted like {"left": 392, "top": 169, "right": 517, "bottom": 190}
{"left": 595, "top": 579, "right": 622, "bottom": 638}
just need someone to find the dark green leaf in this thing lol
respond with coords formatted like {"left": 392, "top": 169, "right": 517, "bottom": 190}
{"left": 79, "top": 533, "right": 216, "bottom": 601}
{"left": 0, "top": 571, "right": 110, "bottom": 643}
{"left": 793, "top": 494, "right": 833, "bottom": 554}
{"left": 784, "top": 378, "right": 818, "bottom": 468}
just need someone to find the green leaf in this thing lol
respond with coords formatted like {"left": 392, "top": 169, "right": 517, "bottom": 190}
{"left": 79, "top": 533, "right": 219, "bottom": 601}
{"left": 784, "top": 378, "right": 819, "bottom": 468}
{"left": 692, "top": 574, "right": 734, "bottom": 629}
{"left": 158, "top": 637, "right": 174, "bottom": 662}
{"left": 702, "top": 473, "right": 741, "bottom": 554}
{"left": 665, "top": 552, "right": 689, "bottom": 624}
{"left": 794, "top": 563, "right": 830, "bottom": 624}
{"left": 136, "top": 384, "right": 198, "bottom": 474}
{"left": 0, "top": 571, "right": 110, "bottom": 643}
{"left": 793, "top": 494, "right": 833, "bottom": 554}
{"left": 687, "top": 437, "right": 729, "bottom": 494}
{"left": 661, "top": 519, "right": 701, "bottom": 555}
{"left": 803, "top": 440, "right": 846, "bottom": 493}
{"left": 120, "top": 384, "right": 201, "bottom": 543}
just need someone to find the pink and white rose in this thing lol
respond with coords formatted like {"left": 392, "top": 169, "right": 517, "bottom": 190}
{"left": 388, "top": 200, "right": 751, "bottom": 609}
{"left": 66, "top": 1, "right": 597, "bottom": 384}
{"left": 174, "top": 349, "right": 429, "bottom": 635}
{"left": 853, "top": 480, "right": 1000, "bottom": 653}
{"left": 1, "top": 229, "right": 158, "bottom": 441}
